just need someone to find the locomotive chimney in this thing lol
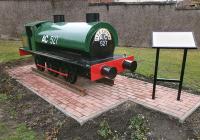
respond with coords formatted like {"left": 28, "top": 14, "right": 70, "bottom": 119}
{"left": 53, "top": 15, "right": 65, "bottom": 23}
{"left": 86, "top": 13, "right": 100, "bottom": 23}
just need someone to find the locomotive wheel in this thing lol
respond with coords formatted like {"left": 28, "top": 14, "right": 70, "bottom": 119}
{"left": 52, "top": 65, "right": 59, "bottom": 77}
{"left": 67, "top": 72, "right": 77, "bottom": 84}
{"left": 46, "top": 60, "right": 59, "bottom": 77}
{"left": 62, "top": 66, "right": 77, "bottom": 84}
{"left": 34, "top": 55, "right": 45, "bottom": 71}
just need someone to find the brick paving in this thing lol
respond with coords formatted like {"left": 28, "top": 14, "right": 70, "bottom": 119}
{"left": 7, "top": 64, "right": 200, "bottom": 125}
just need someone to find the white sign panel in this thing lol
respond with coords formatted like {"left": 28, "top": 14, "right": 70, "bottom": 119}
{"left": 152, "top": 32, "right": 196, "bottom": 49}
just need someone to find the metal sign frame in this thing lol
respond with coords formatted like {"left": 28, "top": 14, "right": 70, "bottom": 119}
{"left": 152, "top": 32, "right": 197, "bottom": 101}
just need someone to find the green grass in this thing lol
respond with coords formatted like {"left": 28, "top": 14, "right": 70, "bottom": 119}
{"left": 5, "top": 124, "right": 37, "bottom": 140}
{"left": 115, "top": 47, "right": 200, "bottom": 92}
{"left": 0, "top": 93, "right": 43, "bottom": 140}
{"left": 0, "top": 122, "right": 38, "bottom": 140}
{"left": 0, "top": 40, "right": 26, "bottom": 63}
{"left": 0, "top": 94, "right": 8, "bottom": 103}
{"left": 0, "top": 122, "right": 8, "bottom": 135}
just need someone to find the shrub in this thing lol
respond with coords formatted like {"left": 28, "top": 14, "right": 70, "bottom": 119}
{"left": 97, "top": 120, "right": 113, "bottom": 139}
{"left": 128, "top": 114, "right": 149, "bottom": 140}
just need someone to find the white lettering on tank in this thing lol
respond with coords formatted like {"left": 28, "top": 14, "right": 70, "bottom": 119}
{"left": 41, "top": 35, "right": 58, "bottom": 45}
{"left": 41, "top": 35, "right": 48, "bottom": 44}
{"left": 94, "top": 28, "right": 112, "bottom": 47}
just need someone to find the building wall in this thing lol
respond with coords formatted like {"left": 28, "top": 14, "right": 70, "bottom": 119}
{"left": 0, "top": 0, "right": 199, "bottom": 47}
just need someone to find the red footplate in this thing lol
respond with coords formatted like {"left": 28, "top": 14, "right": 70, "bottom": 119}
{"left": 90, "top": 56, "right": 134, "bottom": 81}
{"left": 19, "top": 48, "right": 30, "bottom": 56}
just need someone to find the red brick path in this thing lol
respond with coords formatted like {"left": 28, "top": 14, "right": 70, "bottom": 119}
{"left": 8, "top": 65, "right": 200, "bottom": 124}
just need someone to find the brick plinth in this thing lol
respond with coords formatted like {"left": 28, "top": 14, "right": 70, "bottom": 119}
{"left": 7, "top": 65, "right": 200, "bottom": 124}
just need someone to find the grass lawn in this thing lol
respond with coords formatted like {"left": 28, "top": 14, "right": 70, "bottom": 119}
{"left": 115, "top": 47, "right": 200, "bottom": 92}
{"left": 0, "top": 40, "right": 199, "bottom": 92}
{"left": 0, "top": 122, "right": 38, "bottom": 140}
{"left": 0, "top": 40, "right": 28, "bottom": 63}
{"left": 0, "top": 93, "right": 44, "bottom": 140}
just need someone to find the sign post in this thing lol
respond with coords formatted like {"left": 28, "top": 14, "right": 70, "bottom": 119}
{"left": 152, "top": 32, "right": 197, "bottom": 101}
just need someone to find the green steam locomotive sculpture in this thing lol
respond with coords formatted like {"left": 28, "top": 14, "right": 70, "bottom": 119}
{"left": 19, "top": 14, "right": 137, "bottom": 84}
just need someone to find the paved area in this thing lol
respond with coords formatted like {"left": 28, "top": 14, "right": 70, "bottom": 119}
{"left": 8, "top": 64, "right": 200, "bottom": 125}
